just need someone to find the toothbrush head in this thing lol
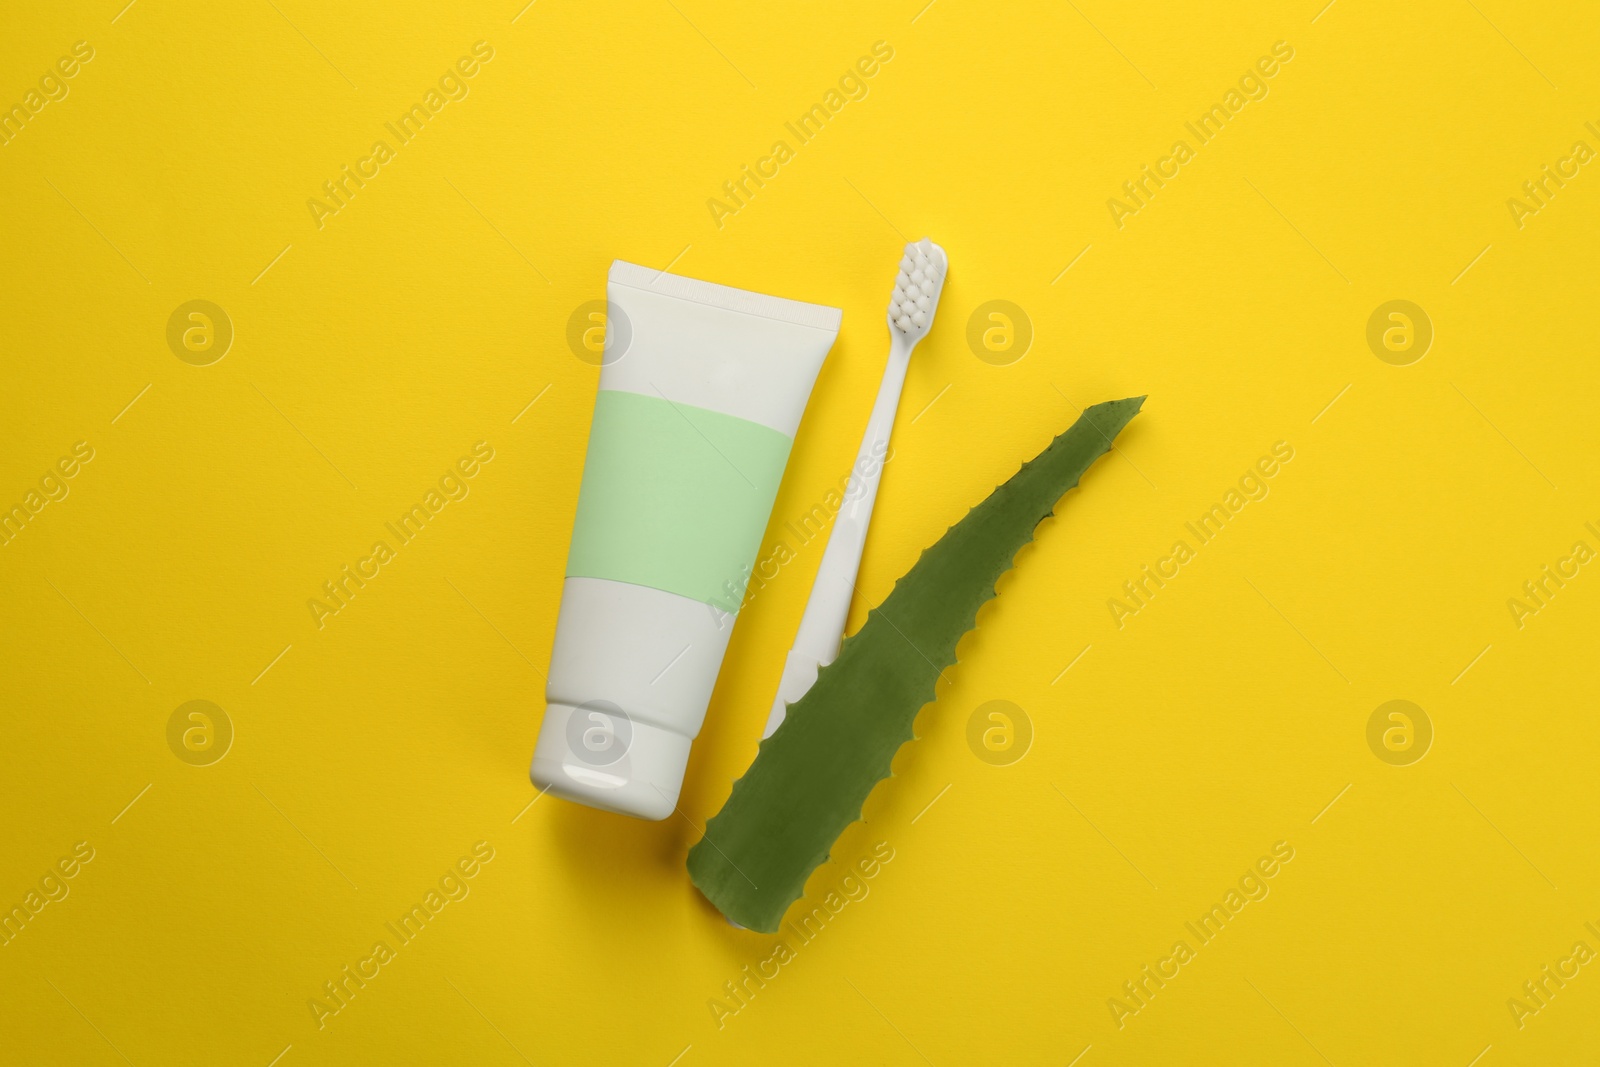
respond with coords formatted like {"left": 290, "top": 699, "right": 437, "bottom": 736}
{"left": 887, "top": 237, "right": 947, "bottom": 343}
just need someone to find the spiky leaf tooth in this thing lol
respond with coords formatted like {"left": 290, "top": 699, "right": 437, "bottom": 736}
{"left": 687, "top": 396, "right": 1145, "bottom": 931}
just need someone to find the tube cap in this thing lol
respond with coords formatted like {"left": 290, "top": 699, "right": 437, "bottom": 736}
{"left": 529, "top": 701, "right": 690, "bottom": 821}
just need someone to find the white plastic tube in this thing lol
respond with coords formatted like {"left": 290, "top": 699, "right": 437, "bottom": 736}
{"left": 531, "top": 261, "right": 840, "bottom": 819}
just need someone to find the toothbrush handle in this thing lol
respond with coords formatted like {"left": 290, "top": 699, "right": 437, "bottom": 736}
{"left": 763, "top": 337, "right": 912, "bottom": 736}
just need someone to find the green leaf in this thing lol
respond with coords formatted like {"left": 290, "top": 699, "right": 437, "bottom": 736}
{"left": 688, "top": 396, "right": 1145, "bottom": 931}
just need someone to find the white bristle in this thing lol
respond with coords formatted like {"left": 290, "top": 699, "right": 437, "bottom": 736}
{"left": 888, "top": 237, "right": 944, "bottom": 336}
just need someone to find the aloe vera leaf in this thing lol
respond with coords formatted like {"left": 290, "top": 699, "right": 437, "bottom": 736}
{"left": 688, "top": 396, "right": 1145, "bottom": 931}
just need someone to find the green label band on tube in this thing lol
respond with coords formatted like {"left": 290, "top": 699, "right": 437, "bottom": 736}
{"left": 565, "top": 388, "right": 792, "bottom": 614}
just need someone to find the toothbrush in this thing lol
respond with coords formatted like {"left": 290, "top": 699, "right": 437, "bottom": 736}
{"left": 762, "top": 238, "right": 948, "bottom": 738}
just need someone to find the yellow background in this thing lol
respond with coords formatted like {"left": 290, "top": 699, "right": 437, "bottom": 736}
{"left": 2, "top": 0, "right": 1597, "bottom": 1063}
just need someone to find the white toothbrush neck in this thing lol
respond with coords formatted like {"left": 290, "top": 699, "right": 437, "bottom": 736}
{"left": 789, "top": 332, "right": 913, "bottom": 664}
